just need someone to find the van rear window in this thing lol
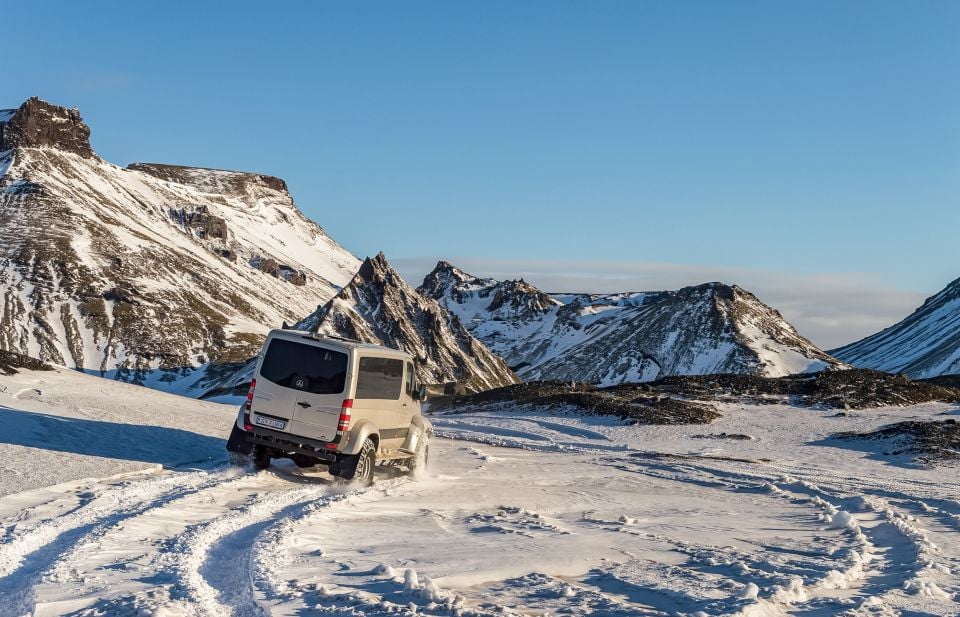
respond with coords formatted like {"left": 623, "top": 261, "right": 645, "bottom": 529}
{"left": 260, "top": 338, "right": 347, "bottom": 395}
{"left": 355, "top": 357, "right": 403, "bottom": 400}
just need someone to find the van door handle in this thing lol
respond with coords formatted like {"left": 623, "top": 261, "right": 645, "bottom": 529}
{"left": 297, "top": 402, "right": 311, "bottom": 408}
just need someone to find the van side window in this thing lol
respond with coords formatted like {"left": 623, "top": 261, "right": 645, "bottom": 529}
{"left": 355, "top": 357, "right": 403, "bottom": 400}
{"left": 404, "top": 362, "right": 415, "bottom": 397}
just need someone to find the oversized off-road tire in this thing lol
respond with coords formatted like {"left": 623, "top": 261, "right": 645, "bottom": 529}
{"left": 407, "top": 437, "right": 429, "bottom": 477}
{"left": 331, "top": 438, "right": 376, "bottom": 486}
{"left": 253, "top": 445, "right": 272, "bottom": 470}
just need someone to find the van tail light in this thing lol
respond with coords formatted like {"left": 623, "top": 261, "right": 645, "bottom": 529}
{"left": 337, "top": 399, "right": 353, "bottom": 433}
{"left": 245, "top": 379, "right": 257, "bottom": 412}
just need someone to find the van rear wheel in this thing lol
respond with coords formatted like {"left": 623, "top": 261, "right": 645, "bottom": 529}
{"left": 331, "top": 438, "right": 375, "bottom": 486}
{"left": 354, "top": 439, "right": 375, "bottom": 486}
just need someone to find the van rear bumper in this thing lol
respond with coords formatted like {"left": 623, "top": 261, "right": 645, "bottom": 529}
{"left": 249, "top": 427, "right": 338, "bottom": 463}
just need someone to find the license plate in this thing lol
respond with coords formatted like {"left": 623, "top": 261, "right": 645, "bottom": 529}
{"left": 255, "top": 415, "right": 287, "bottom": 431}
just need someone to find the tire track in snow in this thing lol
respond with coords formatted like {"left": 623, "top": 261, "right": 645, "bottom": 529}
{"left": 250, "top": 478, "right": 403, "bottom": 603}
{"left": 600, "top": 457, "right": 901, "bottom": 615}
{"left": 156, "top": 481, "right": 337, "bottom": 616}
{"left": 35, "top": 471, "right": 255, "bottom": 612}
{"left": 246, "top": 475, "right": 522, "bottom": 617}
{"left": 619, "top": 457, "right": 958, "bottom": 614}
{"left": 0, "top": 468, "right": 238, "bottom": 617}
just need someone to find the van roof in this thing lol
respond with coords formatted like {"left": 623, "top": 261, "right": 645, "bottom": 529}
{"left": 267, "top": 329, "right": 412, "bottom": 359}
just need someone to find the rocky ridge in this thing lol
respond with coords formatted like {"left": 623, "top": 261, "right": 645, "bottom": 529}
{"left": 420, "top": 261, "right": 845, "bottom": 385}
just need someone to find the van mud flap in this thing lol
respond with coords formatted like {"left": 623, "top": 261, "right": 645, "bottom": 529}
{"left": 329, "top": 454, "right": 359, "bottom": 479}
{"left": 399, "top": 426, "right": 421, "bottom": 455}
{"left": 226, "top": 424, "right": 253, "bottom": 455}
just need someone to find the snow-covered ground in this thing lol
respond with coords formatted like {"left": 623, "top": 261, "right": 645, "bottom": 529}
{"left": 0, "top": 368, "right": 958, "bottom": 616}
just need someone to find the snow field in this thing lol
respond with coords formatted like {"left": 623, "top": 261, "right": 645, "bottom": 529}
{"left": 0, "top": 368, "right": 958, "bottom": 615}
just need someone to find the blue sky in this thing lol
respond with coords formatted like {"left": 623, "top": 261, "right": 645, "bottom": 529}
{"left": 4, "top": 1, "right": 958, "bottom": 346}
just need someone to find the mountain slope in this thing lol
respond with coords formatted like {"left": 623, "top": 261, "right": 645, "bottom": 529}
{"left": 419, "top": 262, "right": 844, "bottom": 385}
{"left": 0, "top": 97, "right": 359, "bottom": 391}
{"left": 298, "top": 254, "right": 518, "bottom": 392}
{"left": 832, "top": 277, "right": 960, "bottom": 378}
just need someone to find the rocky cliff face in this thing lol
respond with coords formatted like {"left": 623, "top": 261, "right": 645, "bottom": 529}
{"left": 832, "top": 277, "right": 960, "bottom": 378}
{"left": 0, "top": 97, "right": 359, "bottom": 392}
{"left": 0, "top": 97, "right": 94, "bottom": 158}
{"left": 420, "top": 262, "right": 845, "bottom": 385}
{"left": 299, "top": 254, "right": 518, "bottom": 392}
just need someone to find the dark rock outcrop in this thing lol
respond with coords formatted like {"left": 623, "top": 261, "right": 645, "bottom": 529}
{"left": 648, "top": 369, "right": 960, "bottom": 409}
{"left": 832, "top": 419, "right": 960, "bottom": 465}
{"left": 0, "top": 97, "right": 94, "bottom": 158}
{"left": 433, "top": 380, "right": 721, "bottom": 425}
{"left": 169, "top": 205, "right": 229, "bottom": 240}
{"left": 0, "top": 350, "right": 53, "bottom": 376}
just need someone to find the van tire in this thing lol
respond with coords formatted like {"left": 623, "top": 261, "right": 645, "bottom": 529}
{"left": 253, "top": 446, "right": 271, "bottom": 470}
{"left": 354, "top": 439, "right": 376, "bottom": 486}
{"left": 331, "top": 438, "right": 376, "bottom": 486}
{"left": 408, "top": 439, "right": 429, "bottom": 476}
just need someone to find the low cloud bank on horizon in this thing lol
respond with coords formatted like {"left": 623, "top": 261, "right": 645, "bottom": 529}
{"left": 392, "top": 257, "right": 928, "bottom": 350}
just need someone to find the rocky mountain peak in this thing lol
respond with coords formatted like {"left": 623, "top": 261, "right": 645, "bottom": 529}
{"left": 419, "top": 261, "right": 561, "bottom": 318}
{"left": 298, "top": 253, "right": 518, "bottom": 392}
{"left": 354, "top": 252, "right": 394, "bottom": 285}
{"left": 0, "top": 97, "right": 94, "bottom": 158}
{"left": 418, "top": 260, "right": 479, "bottom": 298}
{"left": 485, "top": 278, "right": 562, "bottom": 316}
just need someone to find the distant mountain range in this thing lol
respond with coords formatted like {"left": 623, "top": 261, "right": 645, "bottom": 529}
{"left": 3, "top": 96, "right": 956, "bottom": 395}
{"left": 418, "top": 262, "right": 845, "bottom": 385}
{"left": 832, "top": 276, "right": 960, "bottom": 378}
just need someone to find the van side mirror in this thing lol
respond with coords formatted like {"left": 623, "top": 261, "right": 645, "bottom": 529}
{"left": 416, "top": 384, "right": 427, "bottom": 401}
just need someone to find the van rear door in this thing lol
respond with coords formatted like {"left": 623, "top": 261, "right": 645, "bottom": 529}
{"left": 251, "top": 337, "right": 304, "bottom": 431}
{"left": 288, "top": 344, "right": 349, "bottom": 443}
{"left": 255, "top": 337, "right": 347, "bottom": 441}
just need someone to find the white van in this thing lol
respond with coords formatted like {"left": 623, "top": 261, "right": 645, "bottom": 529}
{"left": 226, "top": 330, "right": 431, "bottom": 485}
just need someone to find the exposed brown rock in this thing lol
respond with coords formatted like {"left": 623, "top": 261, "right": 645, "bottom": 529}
{"left": 0, "top": 97, "right": 94, "bottom": 158}
{"left": 127, "top": 162, "right": 288, "bottom": 194}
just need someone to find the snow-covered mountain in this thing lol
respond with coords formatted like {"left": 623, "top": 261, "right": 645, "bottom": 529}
{"left": 832, "top": 276, "right": 960, "bottom": 378}
{"left": 419, "top": 262, "right": 844, "bottom": 385}
{"left": 0, "top": 97, "right": 359, "bottom": 391}
{"left": 296, "top": 253, "right": 518, "bottom": 392}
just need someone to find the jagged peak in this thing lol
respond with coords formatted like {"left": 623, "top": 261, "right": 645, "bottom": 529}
{"left": 0, "top": 97, "right": 94, "bottom": 158}
{"left": 354, "top": 252, "right": 394, "bottom": 283}
{"left": 127, "top": 162, "right": 289, "bottom": 194}
{"left": 421, "top": 260, "right": 476, "bottom": 287}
